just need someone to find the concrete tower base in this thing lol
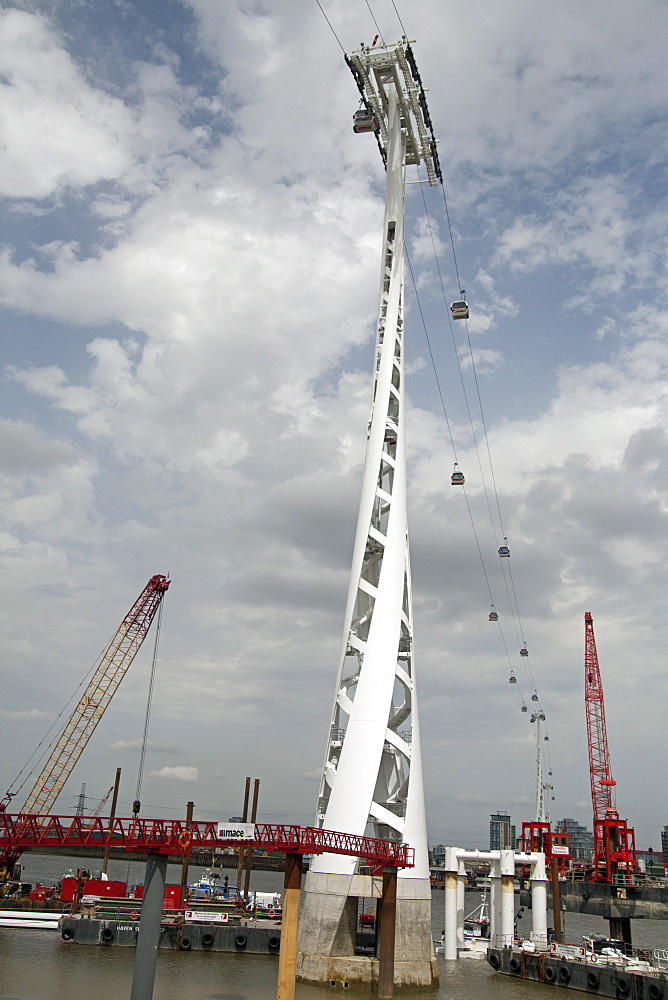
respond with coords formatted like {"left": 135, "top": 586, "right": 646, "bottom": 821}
{"left": 297, "top": 871, "right": 438, "bottom": 989}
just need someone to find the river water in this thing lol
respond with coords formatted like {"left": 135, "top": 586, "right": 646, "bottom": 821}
{"left": 1, "top": 857, "right": 666, "bottom": 1000}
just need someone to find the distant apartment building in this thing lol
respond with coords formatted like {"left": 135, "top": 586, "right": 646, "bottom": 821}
{"left": 558, "top": 817, "right": 593, "bottom": 861}
{"left": 636, "top": 848, "right": 664, "bottom": 874}
{"left": 490, "top": 812, "right": 516, "bottom": 851}
{"left": 662, "top": 825, "right": 668, "bottom": 863}
{"left": 430, "top": 844, "right": 446, "bottom": 868}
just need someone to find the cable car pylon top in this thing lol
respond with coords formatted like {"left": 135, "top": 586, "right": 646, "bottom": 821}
{"left": 346, "top": 39, "right": 442, "bottom": 185}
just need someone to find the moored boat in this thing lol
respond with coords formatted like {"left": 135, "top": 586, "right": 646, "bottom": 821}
{"left": 488, "top": 935, "right": 668, "bottom": 999}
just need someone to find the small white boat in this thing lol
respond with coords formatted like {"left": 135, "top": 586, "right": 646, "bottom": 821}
{"left": 251, "top": 891, "right": 282, "bottom": 919}
{"left": 188, "top": 870, "right": 244, "bottom": 902}
{"left": 463, "top": 894, "right": 490, "bottom": 939}
{"left": 0, "top": 909, "right": 61, "bottom": 930}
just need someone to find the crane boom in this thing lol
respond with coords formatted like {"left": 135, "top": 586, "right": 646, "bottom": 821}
{"left": 583, "top": 612, "right": 637, "bottom": 883}
{"left": 20, "top": 575, "right": 170, "bottom": 815}
{"left": 584, "top": 611, "right": 615, "bottom": 819}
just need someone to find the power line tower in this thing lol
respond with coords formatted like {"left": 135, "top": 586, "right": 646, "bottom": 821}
{"left": 75, "top": 782, "right": 87, "bottom": 817}
{"left": 584, "top": 612, "right": 638, "bottom": 885}
{"left": 298, "top": 38, "right": 440, "bottom": 989}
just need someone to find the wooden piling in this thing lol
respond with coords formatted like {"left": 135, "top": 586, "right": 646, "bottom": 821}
{"left": 377, "top": 867, "right": 397, "bottom": 1000}
{"left": 550, "top": 857, "right": 562, "bottom": 943}
{"left": 276, "top": 852, "right": 302, "bottom": 1000}
{"left": 101, "top": 767, "right": 122, "bottom": 875}
{"left": 179, "top": 800, "right": 194, "bottom": 909}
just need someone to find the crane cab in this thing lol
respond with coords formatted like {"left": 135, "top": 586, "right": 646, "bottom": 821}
{"left": 489, "top": 606, "right": 499, "bottom": 622}
{"left": 498, "top": 543, "right": 510, "bottom": 558}
{"left": 451, "top": 464, "right": 465, "bottom": 486}
{"left": 353, "top": 108, "right": 378, "bottom": 133}
{"left": 520, "top": 645, "right": 529, "bottom": 657}
{"left": 450, "top": 299, "right": 469, "bottom": 320}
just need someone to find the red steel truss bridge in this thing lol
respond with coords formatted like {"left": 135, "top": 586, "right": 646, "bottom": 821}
{"left": 0, "top": 814, "right": 414, "bottom": 869}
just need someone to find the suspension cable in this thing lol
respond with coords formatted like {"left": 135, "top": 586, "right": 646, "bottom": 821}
{"left": 133, "top": 597, "right": 165, "bottom": 816}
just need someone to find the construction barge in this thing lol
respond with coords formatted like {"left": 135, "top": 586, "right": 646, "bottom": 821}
{"left": 488, "top": 937, "right": 668, "bottom": 1000}
{"left": 59, "top": 913, "right": 282, "bottom": 953}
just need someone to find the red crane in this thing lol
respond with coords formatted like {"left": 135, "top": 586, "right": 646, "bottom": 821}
{"left": 584, "top": 612, "right": 637, "bottom": 883}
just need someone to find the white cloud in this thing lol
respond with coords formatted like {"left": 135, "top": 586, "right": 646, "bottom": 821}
{"left": 0, "top": 708, "right": 53, "bottom": 721}
{"left": 148, "top": 766, "right": 199, "bottom": 782}
{"left": 109, "top": 739, "right": 180, "bottom": 752}
{"left": 0, "top": 9, "right": 134, "bottom": 198}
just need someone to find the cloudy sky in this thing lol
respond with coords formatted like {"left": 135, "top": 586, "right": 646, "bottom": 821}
{"left": 1, "top": 0, "right": 666, "bottom": 854}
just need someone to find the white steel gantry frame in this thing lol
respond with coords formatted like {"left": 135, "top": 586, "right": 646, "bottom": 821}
{"left": 311, "top": 40, "right": 440, "bottom": 883}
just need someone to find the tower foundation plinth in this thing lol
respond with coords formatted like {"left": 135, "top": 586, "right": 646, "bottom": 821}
{"left": 297, "top": 872, "right": 438, "bottom": 989}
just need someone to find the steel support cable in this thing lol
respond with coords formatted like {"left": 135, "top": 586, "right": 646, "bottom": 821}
{"left": 418, "top": 163, "right": 543, "bottom": 699}
{"left": 369, "top": 3, "right": 553, "bottom": 776}
{"left": 405, "top": 251, "right": 490, "bottom": 597}
{"left": 414, "top": 170, "right": 529, "bottom": 670}
{"left": 133, "top": 596, "right": 165, "bottom": 812}
{"left": 415, "top": 170, "right": 502, "bottom": 546}
{"left": 390, "top": 0, "right": 408, "bottom": 37}
{"left": 338, "top": 2, "right": 544, "bottom": 723}
{"left": 405, "top": 249, "right": 526, "bottom": 695}
{"left": 459, "top": 305, "right": 508, "bottom": 541}
{"left": 414, "top": 178, "right": 546, "bottom": 722}
{"left": 4, "top": 636, "right": 118, "bottom": 802}
{"left": 364, "top": 0, "right": 385, "bottom": 44}
{"left": 313, "top": 0, "right": 347, "bottom": 53}
{"left": 436, "top": 184, "right": 538, "bottom": 680}
{"left": 404, "top": 247, "right": 459, "bottom": 462}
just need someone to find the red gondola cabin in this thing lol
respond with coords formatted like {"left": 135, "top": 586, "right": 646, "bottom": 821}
{"left": 353, "top": 109, "right": 378, "bottom": 133}
{"left": 450, "top": 300, "right": 469, "bottom": 320}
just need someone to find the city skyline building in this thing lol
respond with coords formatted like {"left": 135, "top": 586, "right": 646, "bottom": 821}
{"left": 558, "top": 817, "right": 594, "bottom": 861}
{"left": 489, "top": 812, "right": 516, "bottom": 851}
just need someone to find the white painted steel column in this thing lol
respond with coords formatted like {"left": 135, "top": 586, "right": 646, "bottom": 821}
{"left": 456, "top": 862, "right": 466, "bottom": 951}
{"left": 530, "top": 852, "right": 548, "bottom": 945}
{"left": 296, "top": 39, "right": 441, "bottom": 990}
{"left": 500, "top": 849, "right": 515, "bottom": 948}
{"left": 443, "top": 847, "right": 458, "bottom": 960}
{"left": 311, "top": 77, "right": 428, "bottom": 880}
{"left": 489, "top": 860, "right": 502, "bottom": 949}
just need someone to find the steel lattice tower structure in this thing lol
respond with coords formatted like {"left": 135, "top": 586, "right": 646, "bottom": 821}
{"left": 298, "top": 39, "right": 441, "bottom": 989}
{"left": 584, "top": 612, "right": 637, "bottom": 883}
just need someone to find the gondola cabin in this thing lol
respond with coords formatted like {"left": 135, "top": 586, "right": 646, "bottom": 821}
{"left": 451, "top": 467, "right": 465, "bottom": 485}
{"left": 531, "top": 693, "right": 538, "bottom": 701}
{"left": 450, "top": 300, "right": 469, "bottom": 320}
{"left": 498, "top": 544, "right": 510, "bottom": 558}
{"left": 520, "top": 645, "right": 529, "bottom": 657}
{"left": 489, "top": 609, "right": 499, "bottom": 622}
{"left": 509, "top": 673, "right": 516, "bottom": 684}
{"left": 521, "top": 704, "right": 528, "bottom": 713}
{"left": 353, "top": 108, "right": 378, "bottom": 133}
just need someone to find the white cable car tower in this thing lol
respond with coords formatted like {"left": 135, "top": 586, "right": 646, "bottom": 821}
{"left": 298, "top": 39, "right": 441, "bottom": 989}
{"left": 531, "top": 710, "right": 552, "bottom": 824}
